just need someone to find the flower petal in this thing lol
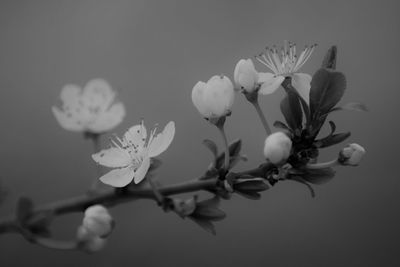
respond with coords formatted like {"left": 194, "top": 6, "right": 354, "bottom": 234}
{"left": 258, "top": 73, "right": 284, "bottom": 95}
{"left": 148, "top": 121, "right": 175, "bottom": 157}
{"left": 82, "top": 79, "right": 115, "bottom": 111}
{"left": 124, "top": 122, "right": 147, "bottom": 149}
{"left": 191, "top": 81, "right": 211, "bottom": 118}
{"left": 134, "top": 156, "right": 151, "bottom": 184}
{"left": 99, "top": 166, "right": 135, "bottom": 187}
{"left": 92, "top": 147, "right": 131, "bottom": 168}
{"left": 205, "top": 75, "right": 234, "bottom": 117}
{"left": 60, "top": 84, "right": 82, "bottom": 107}
{"left": 88, "top": 102, "right": 126, "bottom": 133}
{"left": 52, "top": 106, "right": 85, "bottom": 131}
{"left": 292, "top": 73, "right": 311, "bottom": 105}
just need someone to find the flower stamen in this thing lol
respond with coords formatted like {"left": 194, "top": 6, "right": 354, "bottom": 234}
{"left": 256, "top": 41, "right": 317, "bottom": 76}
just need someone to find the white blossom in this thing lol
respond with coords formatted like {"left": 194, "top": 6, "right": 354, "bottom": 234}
{"left": 52, "top": 79, "right": 125, "bottom": 134}
{"left": 92, "top": 121, "right": 175, "bottom": 187}
{"left": 191, "top": 75, "right": 235, "bottom": 119}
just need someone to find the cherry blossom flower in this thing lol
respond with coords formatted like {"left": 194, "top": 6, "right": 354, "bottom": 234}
{"left": 52, "top": 79, "right": 125, "bottom": 134}
{"left": 92, "top": 121, "right": 175, "bottom": 187}
{"left": 76, "top": 205, "right": 112, "bottom": 253}
{"left": 234, "top": 59, "right": 259, "bottom": 93}
{"left": 191, "top": 75, "right": 235, "bottom": 119}
{"left": 255, "top": 41, "right": 316, "bottom": 104}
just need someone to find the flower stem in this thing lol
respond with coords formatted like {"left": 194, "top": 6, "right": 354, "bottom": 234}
{"left": 147, "top": 176, "right": 164, "bottom": 205}
{"left": 252, "top": 99, "right": 272, "bottom": 136}
{"left": 217, "top": 124, "right": 230, "bottom": 173}
{"left": 306, "top": 159, "right": 338, "bottom": 169}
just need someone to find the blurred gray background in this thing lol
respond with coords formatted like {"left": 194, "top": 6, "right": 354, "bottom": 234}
{"left": 0, "top": 0, "right": 399, "bottom": 266}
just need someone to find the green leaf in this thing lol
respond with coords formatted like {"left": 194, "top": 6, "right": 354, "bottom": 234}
{"left": 236, "top": 191, "right": 261, "bottom": 200}
{"left": 280, "top": 91, "right": 303, "bottom": 131}
{"left": 188, "top": 217, "right": 216, "bottom": 235}
{"left": 16, "top": 197, "right": 34, "bottom": 224}
{"left": 202, "top": 139, "right": 218, "bottom": 159}
{"left": 329, "top": 102, "right": 369, "bottom": 113}
{"left": 273, "top": 120, "right": 291, "bottom": 131}
{"left": 234, "top": 179, "right": 269, "bottom": 192}
{"left": 215, "top": 139, "right": 242, "bottom": 170}
{"left": 314, "top": 132, "right": 351, "bottom": 148}
{"left": 194, "top": 196, "right": 226, "bottom": 221}
{"left": 321, "top": 46, "right": 337, "bottom": 70}
{"left": 309, "top": 69, "right": 346, "bottom": 120}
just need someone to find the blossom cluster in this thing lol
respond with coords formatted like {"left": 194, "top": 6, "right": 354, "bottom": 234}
{"left": 31, "top": 40, "right": 366, "bottom": 253}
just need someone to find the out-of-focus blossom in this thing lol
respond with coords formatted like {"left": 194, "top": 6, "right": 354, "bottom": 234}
{"left": 92, "top": 121, "right": 175, "bottom": 187}
{"left": 82, "top": 205, "right": 114, "bottom": 238}
{"left": 339, "top": 143, "right": 366, "bottom": 166}
{"left": 52, "top": 79, "right": 125, "bottom": 134}
{"left": 191, "top": 75, "right": 235, "bottom": 119}
{"left": 263, "top": 132, "right": 292, "bottom": 164}
{"left": 77, "top": 205, "right": 112, "bottom": 253}
{"left": 234, "top": 59, "right": 259, "bottom": 93}
{"left": 255, "top": 41, "right": 316, "bottom": 104}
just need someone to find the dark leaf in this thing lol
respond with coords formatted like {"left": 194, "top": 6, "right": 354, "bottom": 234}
{"left": 234, "top": 179, "right": 269, "bottom": 192}
{"left": 321, "top": 46, "right": 337, "bottom": 70}
{"left": 328, "top": 121, "right": 336, "bottom": 135}
{"left": 194, "top": 196, "right": 226, "bottom": 221}
{"left": 236, "top": 191, "right": 261, "bottom": 200}
{"left": 215, "top": 139, "right": 242, "bottom": 170}
{"left": 202, "top": 139, "right": 218, "bottom": 159}
{"left": 301, "top": 167, "right": 336, "bottom": 185}
{"left": 273, "top": 120, "right": 291, "bottom": 131}
{"left": 16, "top": 197, "right": 34, "bottom": 224}
{"left": 329, "top": 102, "right": 369, "bottom": 114}
{"left": 280, "top": 91, "right": 303, "bottom": 131}
{"left": 188, "top": 217, "right": 216, "bottom": 235}
{"left": 309, "top": 69, "right": 346, "bottom": 120}
{"left": 197, "top": 196, "right": 220, "bottom": 209}
{"left": 193, "top": 206, "right": 226, "bottom": 221}
{"left": 314, "top": 132, "right": 351, "bottom": 148}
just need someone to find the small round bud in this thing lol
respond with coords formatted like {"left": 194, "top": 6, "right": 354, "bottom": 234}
{"left": 234, "top": 59, "right": 259, "bottom": 93}
{"left": 82, "top": 205, "right": 114, "bottom": 238}
{"left": 339, "top": 143, "right": 366, "bottom": 166}
{"left": 263, "top": 132, "right": 292, "bottom": 164}
{"left": 191, "top": 75, "right": 235, "bottom": 119}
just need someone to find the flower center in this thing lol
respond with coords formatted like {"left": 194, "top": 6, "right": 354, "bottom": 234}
{"left": 256, "top": 41, "right": 316, "bottom": 76}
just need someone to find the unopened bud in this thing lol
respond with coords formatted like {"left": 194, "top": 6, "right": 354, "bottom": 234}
{"left": 263, "top": 132, "right": 292, "bottom": 164}
{"left": 339, "top": 143, "right": 366, "bottom": 166}
{"left": 234, "top": 59, "right": 259, "bottom": 93}
{"left": 191, "top": 75, "right": 235, "bottom": 119}
{"left": 82, "top": 205, "right": 113, "bottom": 238}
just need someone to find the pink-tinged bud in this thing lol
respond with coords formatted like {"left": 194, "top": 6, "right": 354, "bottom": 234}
{"left": 263, "top": 132, "right": 292, "bottom": 164}
{"left": 339, "top": 143, "right": 366, "bottom": 166}
{"left": 82, "top": 205, "right": 114, "bottom": 238}
{"left": 234, "top": 59, "right": 259, "bottom": 93}
{"left": 191, "top": 75, "right": 235, "bottom": 119}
